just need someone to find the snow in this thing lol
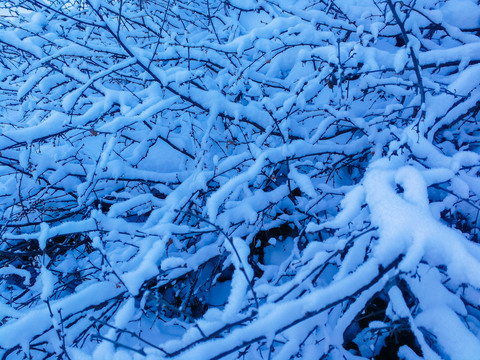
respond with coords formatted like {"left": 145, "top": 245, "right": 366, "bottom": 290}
{"left": 121, "top": 237, "right": 166, "bottom": 296}
{"left": 0, "top": 282, "right": 122, "bottom": 349}
{"left": 40, "top": 266, "right": 55, "bottom": 300}
{"left": 394, "top": 48, "right": 409, "bottom": 73}
{"left": 93, "top": 297, "right": 136, "bottom": 360}
{"left": 0, "top": 265, "right": 31, "bottom": 286}
{"left": 2, "top": 0, "right": 480, "bottom": 358}
{"left": 288, "top": 166, "right": 317, "bottom": 198}
{"left": 0, "top": 29, "right": 43, "bottom": 58}
{"left": 448, "top": 63, "right": 480, "bottom": 96}
{"left": 307, "top": 185, "right": 364, "bottom": 232}
{"left": 167, "top": 259, "right": 388, "bottom": 359}
{"left": 1, "top": 110, "right": 68, "bottom": 146}
{"left": 363, "top": 160, "right": 480, "bottom": 285}
{"left": 416, "top": 306, "right": 480, "bottom": 360}
{"left": 17, "top": 68, "right": 49, "bottom": 100}
{"left": 62, "top": 58, "right": 136, "bottom": 112}
{"left": 440, "top": 0, "right": 480, "bottom": 29}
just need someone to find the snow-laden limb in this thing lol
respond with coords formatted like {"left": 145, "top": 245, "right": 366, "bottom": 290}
{"left": 0, "top": 0, "right": 480, "bottom": 359}
{"left": 364, "top": 160, "right": 480, "bottom": 284}
{"left": 0, "top": 282, "right": 124, "bottom": 349}
{"left": 162, "top": 258, "right": 400, "bottom": 360}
